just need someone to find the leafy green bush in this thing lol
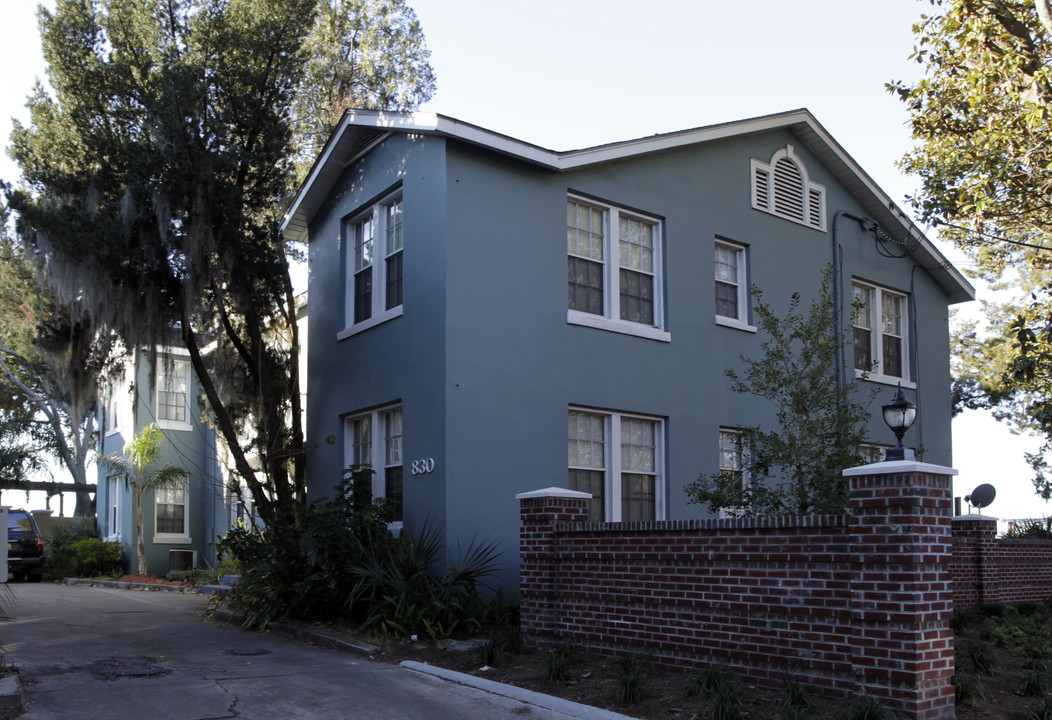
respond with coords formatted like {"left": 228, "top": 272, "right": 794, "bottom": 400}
{"left": 220, "top": 466, "right": 515, "bottom": 638}
{"left": 68, "top": 538, "right": 123, "bottom": 578}
{"left": 46, "top": 521, "right": 114, "bottom": 579}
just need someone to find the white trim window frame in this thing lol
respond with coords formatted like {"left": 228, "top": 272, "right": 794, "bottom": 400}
{"left": 105, "top": 381, "right": 123, "bottom": 436}
{"left": 567, "top": 407, "right": 665, "bottom": 523}
{"left": 714, "top": 238, "right": 756, "bottom": 332}
{"left": 750, "top": 145, "right": 827, "bottom": 231}
{"left": 344, "top": 404, "right": 404, "bottom": 527}
{"left": 566, "top": 195, "right": 670, "bottom": 343}
{"left": 156, "top": 359, "right": 192, "bottom": 431}
{"left": 852, "top": 280, "right": 914, "bottom": 388}
{"left": 154, "top": 474, "right": 191, "bottom": 544}
{"left": 340, "top": 190, "right": 404, "bottom": 339}
{"left": 717, "top": 428, "right": 750, "bottom": 519}
{"left": 106, "top": 474, "right": 122, "bottom": 541}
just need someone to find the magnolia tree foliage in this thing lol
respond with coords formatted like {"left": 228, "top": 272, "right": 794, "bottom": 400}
{"left": 684, "top": 277, "right": 873, "bottom": 517}
{"left": 5, "top": 0, "right": 435, "bottom": 527}
{"left": 891, "top": 0, "right": 1052, "bottom": 496}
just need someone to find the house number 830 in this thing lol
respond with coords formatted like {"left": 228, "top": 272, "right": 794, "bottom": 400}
{"left": 411, "top": 458, "right": 436, "bottom": 475}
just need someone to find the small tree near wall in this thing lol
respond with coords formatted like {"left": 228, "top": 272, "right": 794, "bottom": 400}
{"left": 686, "top": 273, "right": 874, "bottom": 516}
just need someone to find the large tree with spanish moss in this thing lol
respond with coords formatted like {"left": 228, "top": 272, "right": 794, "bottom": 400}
{"left": 5, "top": 0, "right": 434, "bottom": 526}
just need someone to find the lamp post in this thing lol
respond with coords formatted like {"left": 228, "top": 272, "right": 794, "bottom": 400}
{"left": 881, "top": 386, "right": 917, "bottom": 461}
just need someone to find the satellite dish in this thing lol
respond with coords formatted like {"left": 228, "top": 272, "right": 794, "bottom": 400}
{"left": 964, "top": 484, "right": 997, "bottom": 511}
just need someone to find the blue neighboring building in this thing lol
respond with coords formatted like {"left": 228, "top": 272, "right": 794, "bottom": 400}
{"left": 283, "top": 109, "right": 975, "bottom": 585}
{"left": 98, "top": 348, "right": 234, "bottom": 575}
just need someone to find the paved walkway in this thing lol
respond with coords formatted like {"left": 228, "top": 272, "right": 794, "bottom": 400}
{"left": 0, "top": 583, "right": 634, "bottom": 720}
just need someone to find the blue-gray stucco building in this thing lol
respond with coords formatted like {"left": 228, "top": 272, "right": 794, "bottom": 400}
{"left": 98, "top": 348, "right": 233, "bottom": 574}
{"left": 283, "top": 109, "right": 975, "bottom": 585}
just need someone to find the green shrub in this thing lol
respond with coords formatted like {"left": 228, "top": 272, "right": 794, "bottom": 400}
{"left": 67, "top": 538, "right": 123, "bottom": 578}
{"left": 539, "top": 641, "right": 574, "bottom": 684}
{"left": 1030, "top": 698, "right": 1052, "bottom": 720}
{"left": 1005, "top": 518, "right": 1052, "bottom": 539}
{"left": 610, "top": 655, "right": 646, "bottom": 705}
{"left": 778, "top": 669, "right": 814, "bottom": 715}
{"left": 960, "top": 639, "right": 997, "bottom": 676}
{"left": 221, "top": 466, "right": 515, "bottom": 638}
{"left": 46, "top": 521, "right": 113, "bottom": 579}
{"left": 846, "top": 695, "right": 899, "bottom": 720}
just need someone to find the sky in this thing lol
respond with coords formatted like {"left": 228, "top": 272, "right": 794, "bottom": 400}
{"left": 0, "top": 0, "right": 1044, "bottom": 521}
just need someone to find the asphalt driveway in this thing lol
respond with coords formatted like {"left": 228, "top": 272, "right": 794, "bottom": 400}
{"left": 0, "top": 582, "right": 627, "bottom": 720}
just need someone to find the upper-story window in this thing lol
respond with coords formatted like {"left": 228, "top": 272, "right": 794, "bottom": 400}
{"left": 567, "top": 195, "right": 670, "bottom": 342}
{"left": 714, "top": 238, "right": 756, "bottom": 332}
{"left": 852, "top": 280, "right": 912, "bottom": 387}
{"left": 342, "top": 190, "right": 404, "bottom": 338}
{"left": 751, "top": 145, "right": 826, "bottom": 231}
{"left": 157, "top": 359, "right": 192, "bottom": 431}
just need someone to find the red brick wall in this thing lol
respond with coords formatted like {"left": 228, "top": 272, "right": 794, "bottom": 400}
{"left": 952, "top": 516, "right": 1052, "bottom": 608}
{"left": 518, "top": 466, "right": 957, "bottom": 720}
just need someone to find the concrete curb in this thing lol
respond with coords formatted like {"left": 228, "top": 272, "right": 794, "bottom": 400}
{"left": 0, "top": 674, "right": 23, "bottom": 712}
{"left": 401, "top": 661, "right": 641, "bottom": 720}
{"left": 63, "top": 577, "right": 193, "bottom": 593}
{"left": 210, "top": 606, "right": 380, "bottom": 657}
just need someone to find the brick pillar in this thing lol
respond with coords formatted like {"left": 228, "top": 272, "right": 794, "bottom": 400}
{"left": 952, "top": 515, "right": 998, "bottom": 608}
{"left": 844, "top": 461, "right": 956, "bottom": 720}
{"left": 516, "top": 488, "right": 590, "bottom": 640}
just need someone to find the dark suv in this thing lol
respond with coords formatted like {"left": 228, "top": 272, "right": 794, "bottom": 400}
{"left": 8, "top": 510, "right": 44, "bottom": 582}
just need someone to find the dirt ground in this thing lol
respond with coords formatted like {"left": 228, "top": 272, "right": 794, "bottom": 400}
{"left": 365, "top": 628, "right": 1049, "bottom": 720}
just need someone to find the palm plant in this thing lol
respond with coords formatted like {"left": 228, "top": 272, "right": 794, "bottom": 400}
{"left": 103, "top": 423, "right": 185, "bottom": 575}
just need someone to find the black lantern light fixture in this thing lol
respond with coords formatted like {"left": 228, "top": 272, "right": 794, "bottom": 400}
{"left": 881, "top": 386, "right": 917, "bottom": 461}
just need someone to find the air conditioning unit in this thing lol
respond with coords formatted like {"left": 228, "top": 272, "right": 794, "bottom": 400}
{"left": 168, "top": 549, "right": 197, "bottom": 573}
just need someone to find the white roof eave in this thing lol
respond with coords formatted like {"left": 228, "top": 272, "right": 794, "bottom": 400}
{"left": 281, "top": 109, "right": 974, "bottom": 304}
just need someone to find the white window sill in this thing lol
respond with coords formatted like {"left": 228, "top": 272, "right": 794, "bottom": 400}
{"left": 567, "top": 310, "right": 671, "bottom": 343}
{"left": 105, "top": 428, "right": 122, "bottom": 438}
{"left": 104, "top": 534, "right": 121, "bottom": 543}
{"left": 337, "top": 306, "right": 403, "bottom": 340}
{"left": 153, "top": 534, "right": 192, "bottom": 545}
{"left": 157, "top": 419, "right": 193, "bottom": 432}
{"left": 855, "top": 369, "right": 917, "bottom": 390}
{"left": 715, "top": 316, "right": 758, "bottom": 333}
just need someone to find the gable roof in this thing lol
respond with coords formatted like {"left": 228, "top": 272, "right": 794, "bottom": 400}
{"left": 281, "top": 109, "right": 974, "bottom": 305}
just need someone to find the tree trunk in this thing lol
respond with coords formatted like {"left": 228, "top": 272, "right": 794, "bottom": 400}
{"left": 136, "top": 488, "right": 146, "bottom": 576}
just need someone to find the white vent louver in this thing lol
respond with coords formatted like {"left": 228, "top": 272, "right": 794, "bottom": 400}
{"left": 750, "top": 145, "right": 826, "bottom": 232}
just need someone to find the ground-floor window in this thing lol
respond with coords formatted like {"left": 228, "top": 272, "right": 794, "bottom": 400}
{"left": 345, "top": 404, "right": 404, "bottom": 522}
{"left": 568, "top": 407, "right": 664, "bottom": 522}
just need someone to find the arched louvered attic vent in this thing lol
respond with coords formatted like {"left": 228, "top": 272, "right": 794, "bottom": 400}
{"left": 750, "top": 145, "right": 826, "bottom": 231}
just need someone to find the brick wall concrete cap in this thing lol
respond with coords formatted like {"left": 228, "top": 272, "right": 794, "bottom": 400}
{"left": 841, "top": 460, "right": 958, "bottom": 477}
{"left": 515, "top": 487, "right": 592, "bottom": 500}
{"left": 952, "top": 514, "right": 998, "bottom": 522}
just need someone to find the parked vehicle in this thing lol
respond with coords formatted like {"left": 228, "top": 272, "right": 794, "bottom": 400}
{"left": 8, "top": 509, "right": 45, "bottom": 582}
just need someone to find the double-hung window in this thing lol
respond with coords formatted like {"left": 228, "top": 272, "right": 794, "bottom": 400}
{"left": 106, "top": 474, "right": 122, "bottom": 540}
{"left": 718, "top": 428, "right": 749, "bottom": 517}
{"left": 852, "top": 281, "right": 912, "bottom": 386}
{"left": 343, "top": 191, "right": 404, "bottom": 337}
{"left": 157, "top": 359, "right": 191, "bottom": 431}
{"left": 566, "top": 195, "right": 669, "bottom": 342}
{"left": 568, "top": 408, "right": 665, "bottom": 522}
{"left": 714, "top": 239, "right": 755, "bottom": 331}
{"left": 346, "top": 405, "right": 404, "bottom": 523}
{"left": 155, "top": 474, "right": 190, "bottom": 542}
